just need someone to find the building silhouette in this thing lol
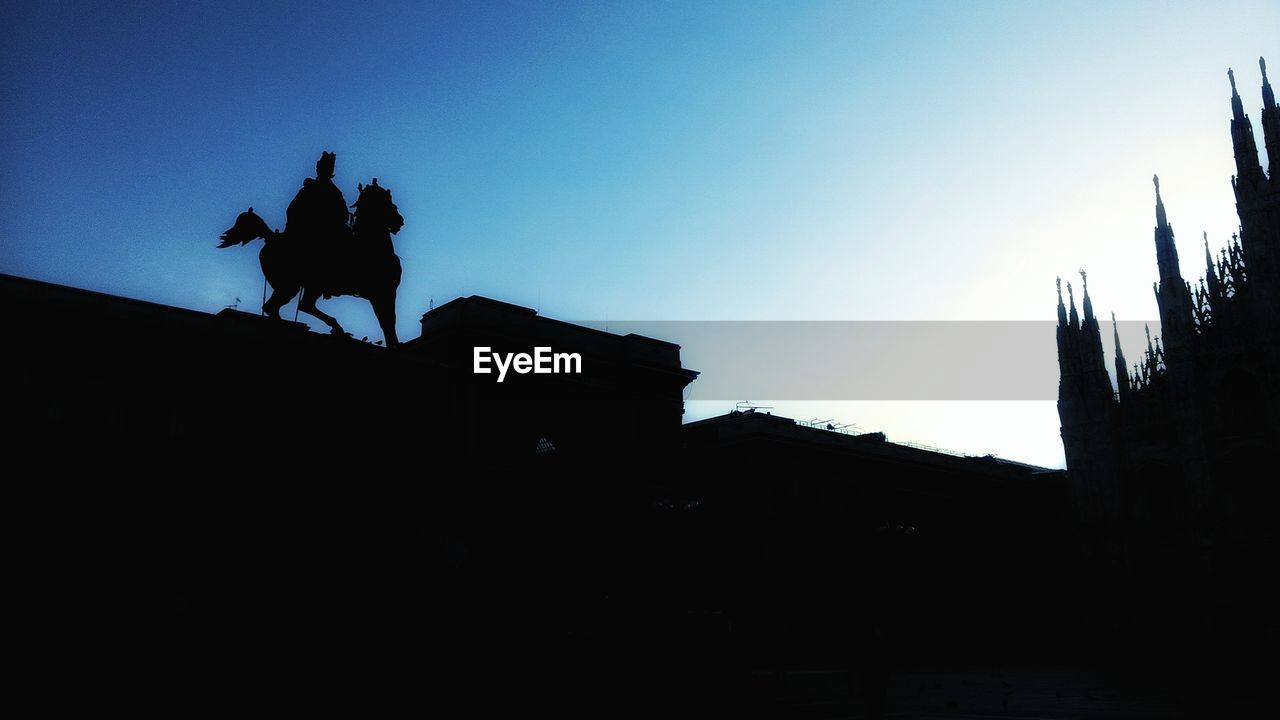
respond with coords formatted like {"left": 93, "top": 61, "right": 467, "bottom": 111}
{"left": 4, "top": 269, "right": 1072, "bottom": 714}
{"left": 1056, "top": 58, "right": 1280, "bottom": 648}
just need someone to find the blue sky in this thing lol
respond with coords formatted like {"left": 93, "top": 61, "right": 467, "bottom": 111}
{"left": 2, "top": 1, "right": 1276, "bottom": 466}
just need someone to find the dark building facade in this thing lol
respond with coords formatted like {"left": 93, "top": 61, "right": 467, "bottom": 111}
{"left": 1, "top": 273, "right": 705, "bottom": 711}
{"left": 6, "top": 268, "right": 1073, "bottom": 712}
{"left": 1, "top": 276, "right": 696, "bottom": 470}
{"left": 680, "top": 410, "right": 1066, "bottom": 668}
{"left": 1056, "top": 59, "right": 1280, "bottom": 647}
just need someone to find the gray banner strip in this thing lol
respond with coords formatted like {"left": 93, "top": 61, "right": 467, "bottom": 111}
{"left": 580, "top": 321, "right": 1158, "bottom": 401}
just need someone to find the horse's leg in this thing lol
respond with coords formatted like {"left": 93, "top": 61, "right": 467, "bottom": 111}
{"left": 299, "top": 287, "right": 346, "bottom": 336}
{"left": 263, "top": 284, "right": 298, "bottom": 320}
{"left": 260, "top": 245, "right": 299, "bottom": 320}
{"left": 371, "top": 293, "right": 399, "bottom": 347}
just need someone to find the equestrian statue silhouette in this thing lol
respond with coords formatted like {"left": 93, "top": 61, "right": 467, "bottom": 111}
{"left": 218, "top": 151, "right": 405, "bottom": 346}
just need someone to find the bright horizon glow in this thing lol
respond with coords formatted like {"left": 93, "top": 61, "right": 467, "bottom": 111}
{"left": 2, "top": 1, "right": 1277, "bottom": 468}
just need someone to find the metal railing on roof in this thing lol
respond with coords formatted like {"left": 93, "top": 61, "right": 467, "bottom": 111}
{"left": 795, "top": 420, "right": 973, "bottom": 457}
{"left": 892, "top": 440, "right": 970, "bottom": 458}
{"left": 795, "top": 418, "right": 856, "bottom": 435}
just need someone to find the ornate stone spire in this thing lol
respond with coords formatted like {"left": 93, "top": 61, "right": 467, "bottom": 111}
{"left": 1056, "top": 276, "right": 1067, "bottom": 327}
{"left": 1228, "top": 66, "right": 1265, "bottom": 190}
{"left": 1153, "top": 175, "right": 1182, "bottom": 282}
{"left": 1260, "top": 56, "right": 1279, "bottom": 181}
{"left": 1113, "top": 312, "right": 1129, "bottom": 399}
{"left": 1067, "top": 281, "right": 1079, "bottom": 329}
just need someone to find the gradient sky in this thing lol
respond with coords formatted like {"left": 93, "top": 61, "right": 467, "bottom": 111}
{"left": 2, "top": 1, "right": 1277, "bottom": 467}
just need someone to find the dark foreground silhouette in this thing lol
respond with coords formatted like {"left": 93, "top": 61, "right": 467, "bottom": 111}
{"left": 218, "top": 151, "right": 405, "bottom": 345}
{"left": 3, "top": 273, "right": 1276, "bottom": 717}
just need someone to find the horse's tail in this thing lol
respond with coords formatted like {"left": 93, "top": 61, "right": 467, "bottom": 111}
{"left": 218, "top": 207, "right": 277, "bottom": 248}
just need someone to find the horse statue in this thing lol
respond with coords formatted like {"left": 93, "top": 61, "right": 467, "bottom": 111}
{"left": 218, "top": 176, "right": 405, "bottom": 346}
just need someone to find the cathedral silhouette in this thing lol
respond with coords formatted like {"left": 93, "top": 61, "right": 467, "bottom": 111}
{"left": 1056, "top": 58, "right": 1279, "bottom": 650}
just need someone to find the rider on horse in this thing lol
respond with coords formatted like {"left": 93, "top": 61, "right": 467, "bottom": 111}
{"left": 218, "top": 150, "right": 405, "bottom": 346}
{"left": 286, "top": 151, "right": 350, "bottom": 292}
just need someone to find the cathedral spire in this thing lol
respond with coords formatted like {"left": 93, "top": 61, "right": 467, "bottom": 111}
{"left": 1204, "top": 231, "right": 1222, "bottom": 300}
{"left": 1113, "top": 312, "right": 1129, "bottom": 400}
{"left": 1075, "top": 268, "right": 1107, "bottom": 372}
{"left": 1154, "top": 174, "right": 1167, "bottom": 227}
{"left": 1228, "top": 66, "right": 1266, "bottom": 189}
{"left": 1153, "top": 175, "right": 1182, "bottom": 282}
{"left": 1067, "top": 281, "right": 1079, "bottom": 329}
{"left": 1079, "top": 269, "right": 1096, "bottom": 324}
{"left": 1230, "top": 67, "right": 1244, "bottom": 119}
{"left": 1056, "top": 276, "right": 1067, "bottom": 327}
{"left": 1264, "top": 57, "right": 1275, "bottom": 110}
{"left": 1260, "top": 56, "right": 1280, "bottom": 181}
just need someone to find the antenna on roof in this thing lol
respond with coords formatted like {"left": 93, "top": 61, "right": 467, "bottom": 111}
{"left": 734, "top": 400, "right": 773, "bottom": 415}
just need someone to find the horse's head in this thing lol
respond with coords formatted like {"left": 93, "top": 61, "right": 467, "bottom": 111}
{"left": 352, "top": 178, "right": 404, "bottom": 236}
{"left": 217, "top": 207, "right": 275, "bottom": 247}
